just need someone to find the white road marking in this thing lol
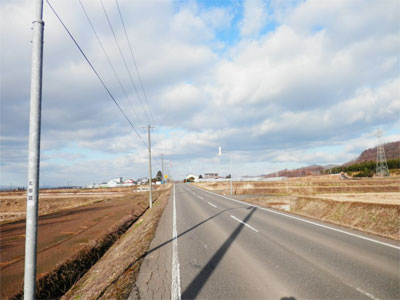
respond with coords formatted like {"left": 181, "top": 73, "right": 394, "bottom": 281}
{"left": 346, "top": 281, "right": 380, "bottom": 300}
{"left": 190, "top": 185, "right": 400, "bottom": 250}
{"left": 171, "top": 185, "right": 181, "bottom": 300}
{"left": 356, "top": 287, "right": 380, "bottom": 300}
{"left": 207, "top": 202, "right": 217, "bottom": 208}
{"left": 230, "top": 215, "right": 259, "bottom": 232}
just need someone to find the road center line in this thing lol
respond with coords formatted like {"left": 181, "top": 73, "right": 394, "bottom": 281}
{"left": 230, "top": 215, "right": 259, "bottom": 232}
{"left": 207, "top": 202, "right": 217, "bottom": 208}
{"left": 171, "top": 185, "right": 181, "bottom": 300}
{"left": 190, "top": 185, "right": 400, "bottom": 250}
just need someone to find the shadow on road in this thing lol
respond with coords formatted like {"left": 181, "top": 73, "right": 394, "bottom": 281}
{"left": 145, "top": 205, "right": 252, "bottom": 257}
{"left": 181, "top": 206, "right": 258, "bottom": 299}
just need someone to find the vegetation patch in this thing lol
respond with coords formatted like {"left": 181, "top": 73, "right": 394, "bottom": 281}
{"left": 195, "top": 178, "right": 399, "bottom": 240}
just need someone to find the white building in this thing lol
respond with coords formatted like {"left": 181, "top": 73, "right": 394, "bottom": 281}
{"left": 186, "top": 174, "right": 199, "bottom": 182}
{"left": 204, "top": 173, "right": 218, "bottom": 179}
{"left": 122, "top": 179, "right": 136, "bottom": 186}
{"left": 107, "top": 177, "right": 123, "bottom": 187}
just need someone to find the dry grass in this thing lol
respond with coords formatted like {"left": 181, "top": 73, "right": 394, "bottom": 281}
{"left": 0, "top": 186, "right": 155, "bottom": 224}
{"left": 194, "top": 175, "right": 400, "bottom": 240}
{"left": 194, "top": 176, "right": 400, "bottom": 199}
{"left": 315, "top": 192, "right": 400, "bottom": 204}
{"left": 62, "top": 188, "right": 171, "bottom": 300}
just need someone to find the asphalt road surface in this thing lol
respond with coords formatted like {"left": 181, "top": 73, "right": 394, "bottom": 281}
{"left": 132, "top": 184, "right": 400, "bottom": 300}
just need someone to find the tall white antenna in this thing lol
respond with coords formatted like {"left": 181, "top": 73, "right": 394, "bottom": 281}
{"left": 376, "top": 129, "right": 390, "bottom": 177}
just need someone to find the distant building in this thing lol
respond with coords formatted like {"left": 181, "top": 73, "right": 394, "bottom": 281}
{"left": 204, "top": 173, "right": 218, "bottom": 179}
{"left": 107, "top": 177, "right": 123, "bottom": 187}
{"left": 123, "top": 179, "right": 136, "bottom": 186}
{"left": 186, "top": 174, "right": 199, "bottom": 182}
{"left": 138, "top": 178, "right": 149, "bottom": 185}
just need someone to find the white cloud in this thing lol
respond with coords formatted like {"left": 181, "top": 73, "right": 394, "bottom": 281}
{"left": 1, "top": 0, "right": 400, "bottom": 186}
{"left": 239, "top": 0, "right": 268, "bottom": 37}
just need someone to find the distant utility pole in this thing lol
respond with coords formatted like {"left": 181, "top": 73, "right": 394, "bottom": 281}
{"left": 24, "top": 0, "right": 44, "bottom": 299}
{"left": 147, "top": 125, "right": 153, "bottom": 208}
{"left": 376, "top": 129, "right": 390, "bottom": 177}
{"left": 161, "top": 153, "right": 164, "bottom": 184}
{"left": 218, "top": 147, "right": 233, "bottom": 195}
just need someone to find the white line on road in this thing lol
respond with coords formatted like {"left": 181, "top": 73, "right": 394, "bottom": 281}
{"left": 190, "top": 185, "right": 400, "bottom": 250}
{"left": 171, "top": 185, "right": 181, "bottom": 300}
{"left": 230, "top": 215, "right": 259, "bottom": 232}
{"left": 207, "top": 202, "right": 217, "bottom": 208}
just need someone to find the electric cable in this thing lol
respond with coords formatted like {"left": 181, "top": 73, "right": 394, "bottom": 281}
{"left": 46, "top": 0, "right": 147, "bottom": 148}
{"left": 99, "top": 0, "right": 152, "bottom": 126}
{"left": 115, "top": 0, "right": 156, "bottom": 125}
{"left": 78, "top": 0, "right": 144, "bottom": 126}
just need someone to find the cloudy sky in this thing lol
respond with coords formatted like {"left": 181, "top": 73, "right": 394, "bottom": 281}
{"left": 1, "top": 0, "right": 399, "bottom": 187}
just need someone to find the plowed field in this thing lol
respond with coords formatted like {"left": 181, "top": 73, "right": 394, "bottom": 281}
{"left": 0, "top": 189, "right": 151, "bottom": 299}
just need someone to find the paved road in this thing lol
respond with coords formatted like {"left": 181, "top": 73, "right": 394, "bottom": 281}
{"left": 133, "top": 184, "right": 400, "bottom": 299}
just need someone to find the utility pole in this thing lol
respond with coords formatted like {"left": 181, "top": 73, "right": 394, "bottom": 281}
{"left": 147, "top": 125, "right": 153, "bottom": 208}
{"left": 230, "top": 157, "right": 233, "bottom": 195}
{"left": 161, "top": 153, "right": 164, "bottom": 184}
{"left": 25, "top": 0, "right": 44, "bottom": 299}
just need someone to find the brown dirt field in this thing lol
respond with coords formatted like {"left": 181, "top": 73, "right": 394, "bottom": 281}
{"left": 0, "top": 189, "right": 154, "bottom": 299}
{"left": 0, "top": 186, "right": 158, "bottom": 224}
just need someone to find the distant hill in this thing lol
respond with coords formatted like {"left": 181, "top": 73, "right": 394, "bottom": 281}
{"left": 263, "top": 140, "right": 400, "bottom": 178}
{"left": 263, "top": 165, "right": 328, "bottom": 178}
{"left": 350, "top": 141, "right": 400, "bottom": 164}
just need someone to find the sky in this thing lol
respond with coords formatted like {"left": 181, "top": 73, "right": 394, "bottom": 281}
{"left": 1, "top": 0, "right": 399, "bottom": 187}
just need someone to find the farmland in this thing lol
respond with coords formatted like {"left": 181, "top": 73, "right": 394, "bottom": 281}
{"left": 193, "top": 175, "right": 400, "bottom": 240}
{"left": 0, "top": 185, "right": 170, "bottom": 299}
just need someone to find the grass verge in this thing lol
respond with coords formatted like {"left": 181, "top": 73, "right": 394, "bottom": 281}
{"left": 234, "top": 196, "right": 400, "bottom": 241}
{"left": 61, "top": 188, "right": 171, "bottom": 300}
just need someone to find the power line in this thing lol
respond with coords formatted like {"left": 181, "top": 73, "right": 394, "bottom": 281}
{"left": 46, "top": 0, "right": 147, "bottom": 148}
{"left": 78, "top": 0, "right": 143, "bottom": 126}
{"left": 115, "top": 0, "right": 156, "bottom": 125}
{"left": 99, "top": 0, "right": 152, "bottom": 126}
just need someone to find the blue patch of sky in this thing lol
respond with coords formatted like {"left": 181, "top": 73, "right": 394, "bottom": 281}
{"left": 312, "top": 24, "right": 326, "bottom": 33}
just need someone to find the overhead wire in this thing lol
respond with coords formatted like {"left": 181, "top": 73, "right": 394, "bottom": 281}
{"left": 45, "top": 0, "right": 147, "bottom": 148}
{"left": 99, "top": 0, "right": 153, "bottom": 126}
{"left": 78, "top": 0, "right": 144, "bottom": 126}
{"left": 115, "top": 0, "right": 156, "bottom": 126}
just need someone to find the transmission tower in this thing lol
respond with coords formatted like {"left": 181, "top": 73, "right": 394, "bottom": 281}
{"left": 376, "top": 129, "right": 390, "bottom": 177}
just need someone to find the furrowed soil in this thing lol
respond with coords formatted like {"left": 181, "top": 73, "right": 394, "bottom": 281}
{"left": 0, "top": 186, "right": 167, "bottom": 299}
{"left": 194, "top": 175, "right": 400, "bottom": 240}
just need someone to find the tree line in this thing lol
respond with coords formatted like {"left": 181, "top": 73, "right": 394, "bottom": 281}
{"left": 326, "top": 158, "right": 400, "bottom": 177}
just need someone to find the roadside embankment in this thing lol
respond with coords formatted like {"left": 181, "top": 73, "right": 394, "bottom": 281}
{"left": 241, "top": 195, "right": 399, "bottom": 240}
{"left": 193, "top": 177, "right": 400, "bottom": 241}
{"left": 195, "top": 177, "right": 400, "bottom": 196}
{"left": 61, "top": 187, "right": 171, "bottom": 300}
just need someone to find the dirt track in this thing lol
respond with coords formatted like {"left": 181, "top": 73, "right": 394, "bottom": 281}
{"left": 0, "top": 193, "right": 148, "bottom": 299}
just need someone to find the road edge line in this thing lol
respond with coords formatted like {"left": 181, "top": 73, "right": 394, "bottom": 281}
{"left": 171, "top": 185, "right": 181, "bottom": 300}
{"left": 190, "top": 185, "right": 400, "bottom": 250}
